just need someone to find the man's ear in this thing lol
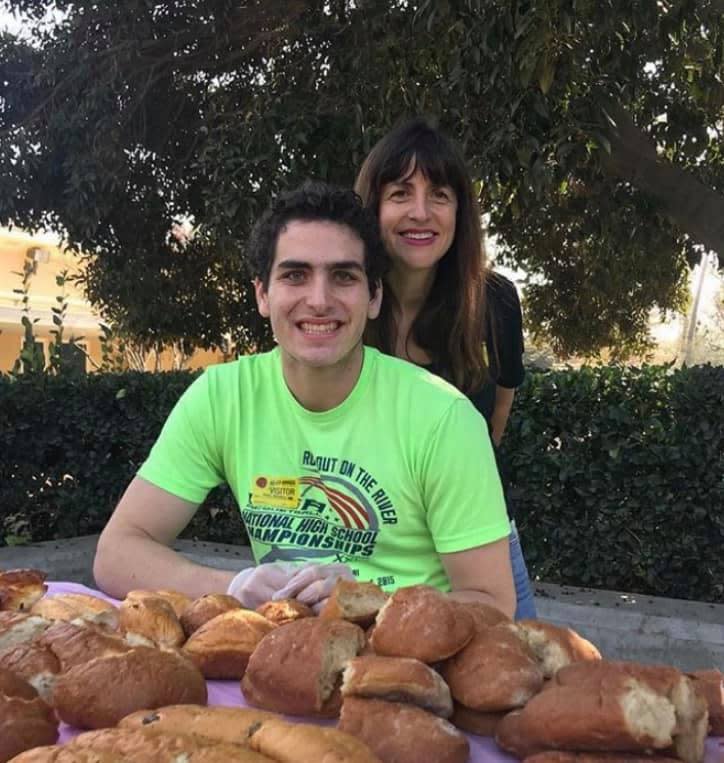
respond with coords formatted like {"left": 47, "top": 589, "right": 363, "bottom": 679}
{"left": 368, "top": 279, "right": 383, "bottom": 320}
{"left": 253, "top": 278, "right": 270, "bottom": 318}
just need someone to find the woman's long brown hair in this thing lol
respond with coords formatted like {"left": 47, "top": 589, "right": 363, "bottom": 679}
{"left": 355, "top": 117, "right": 487, "bottom": 394}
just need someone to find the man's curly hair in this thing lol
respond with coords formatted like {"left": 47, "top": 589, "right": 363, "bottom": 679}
{"left": 248, "top": 180, "right": 390, "bottom": 295}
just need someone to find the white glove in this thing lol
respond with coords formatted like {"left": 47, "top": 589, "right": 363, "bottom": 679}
{"left": 226, "top": 562, "right": 302, "bottom": 609}
{"left": 271, "top": 563, "right": 355, "bottom": 612}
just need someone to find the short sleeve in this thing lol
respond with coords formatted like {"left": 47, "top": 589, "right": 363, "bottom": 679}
{"left": 420, "top": 400, "right": 510, "bottom": 554}
{"left": 137, "top": 371, "right": 225, "bottom": 504}
{"left": 486, "top": 274, "right": 525, "bottom": 389}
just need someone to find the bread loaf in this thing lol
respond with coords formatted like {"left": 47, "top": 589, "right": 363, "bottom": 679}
{"left": 6, "top": 745, "right": 125, "bottom": 762}
{"left": 440, "top": 622, "right": 544, "bottom": 711}
{"left": 338, "top": 696, "right": 469, "bottom": 763}
{"left": 0, "top": 570, "right": 47, "bottom": 613}
{"left": 341, "top": 655, "right": 453, "bottom": 717}
{"left": 126, "top": 589, "right": 192, "bottom": 619}
{"left": 180, "top": 594, "right": 241, "bottom": 637}
{"left": 0, "top": 639, "right": 60, "bottom": 701}
{"left": 523, "top": 753, "right": 684, "bottom": 763}
{"left": 515, "top": 620, "right": 601, "bottom": 678}
{"left": 242, "top": 618, "right": 365, "bottom": 717}
{"left": 119, "top": 704, "right": 279, "bottom": 744}
{"left": 450, "top": 702, "right": 508, "bottom": 736}
{"left": 53, "top": 646, "right": 207, "bottom": 728}
{"left": 35, "top": 621, "right": 130, "bottom": 671}
{"left": 30, "top": 594, "right": 118, "bottom": 630}
{"left": 119, "top": 597, "right": 185, "bottom": 648}
{"left": 247, "top": 716, "right": 381, "bottom": 763}
{"left": 319, "top": 579, "right": 388, "bottom": 627}
{"left": 0, "top": 613, "right": 52, "bottom": 655}
{"left": 370, "top": 585, "right": 474, "bottom": 663}
{"left": 0, "top": 667, "right": 58, "bottom": 763}
{"left": 688, "top": 669, "right": 723, "bottom": 735}
{"left": 183, "top": 609, "right": 275, "bottom": 679}
{"left": 70, "top": 728, "right": 274, "bottom": 762}
{"left": 255, "top": 599, "right": 314, "bottom": 626}
{"left": 456, "top": 601, "right": 512, "bottom": 631}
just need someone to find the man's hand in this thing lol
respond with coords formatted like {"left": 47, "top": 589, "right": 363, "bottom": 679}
{"left": 226, "top": 562, "right": 302, "bottom": 609}
{"left": 271, "top": 563, "right": 355, "bottom": 613}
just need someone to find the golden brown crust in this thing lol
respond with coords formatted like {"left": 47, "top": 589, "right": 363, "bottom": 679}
{"left": 524, "top": 754, "right": 683, "bottom": 763}
{"left": 180, "top": 594, "right": 242, "bottom": 637}
{"left": 370, "top": 585, "right": 474, "bottom": 663}
{"left": 242, "top": 618, "right": 365, "bottom": 717}
{"left": 248, "top": 716, "right": 381, "bottom": 763}
{"left": 450, "top": 702, "right": 508, "bottom": 736}
{"left": 30, "top": 594, "right": 118, "bottom": 630}
{"left": 341, "top": 655, "right": 453, "bottom": 717}
{"left": 119, "top": 597, "right": 185, "bottom": 648}
{"left": 7, "top": 747, "right": 125, "bottom": 762}
{"left": 126, "top": 589, "right": 192, "bottom": 619}
{"left": 456, "top": 601, "right": 512, "bottom": 631}
{"left": 0, "top": 613, "right": 53, "bottom": 658}
{"left": 440, "top": 622, "right": 544, "bottom": 711}
{"left": 35, "top": 621, "right": 130, "bottom": 672}
{"left": 515, "top": 620, "right": 602, "bottom": 678}
{"left": 0, "top": 640, "right": 60, "bottom": 701}
{"left": 0, "top": 667, "right": 58, "bottom": 762}
{"left": 687, "top": 669, "right": 724, "bottom": 735}
{"left": 0, "top": 569, "right": 48, "bottom": 613}
{"left": 338, "top": 696, "right": 469, "bottom": 763}
{"left": 255, "top": 599, "right": 314, "bottom": 626}
{"left": 119, "top": 704, "right": 279, "bottom": 744}
{"left": 182, "top": 609, "right": 275, "bottom": 679}
{"left": 52, "top": 646, "right": 207, "bottom": 728}
{"left": 318, "top": 580, "right": 388, "bottom": 627}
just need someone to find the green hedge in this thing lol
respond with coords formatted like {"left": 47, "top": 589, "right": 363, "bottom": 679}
{"left": 1, "top": 365, "right": 722, "bottom": 602}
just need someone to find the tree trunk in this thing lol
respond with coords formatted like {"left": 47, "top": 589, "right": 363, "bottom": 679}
{"left": 599, "top": 100, "right": 724, "bottom": 259}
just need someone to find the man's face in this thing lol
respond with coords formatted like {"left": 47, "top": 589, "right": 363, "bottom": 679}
{"left": 254, "top": 220, "right": 382, "bottom": 372}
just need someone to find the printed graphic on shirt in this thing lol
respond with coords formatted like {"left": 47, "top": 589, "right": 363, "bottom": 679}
{"left": 241, "top": 449, "right": 398, "bottom": 569}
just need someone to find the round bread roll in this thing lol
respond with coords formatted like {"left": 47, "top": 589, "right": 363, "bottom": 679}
{"left": 456, "top": 600, "right": 512, "bottom": 631}
{"left": 248, "top": 716, "right": 381, "bottom": 763}
{"left": 318, "top": 579, "right": 388, "bottom": 627}
{"left": 30, "top": 594, "right": 118, "bottom": 630}
{"left": 449, "top": 702, "right": 508, "bottom": 736}
{"left": 341, "top": 655, "right": 453, "bottom": 717}
{"left": 183, "top": 609, "right": 275, "bottom": 679}
{"left": 515, "top": 620, "right": 602, "bottom": 678}
{"left": 180, "top": 594, "right": 241, "bottom": 637}
{"left": 126, "top": 590, "right": 192, "bottom": 619}
{"left": 119, "top": 597, "right": 185, "bottom": 648}
{"left": 0, "top": 569, "right": 47, "bottom": 613}
{"left": 255, "top": 599, "right": 314, "bottom": 626}
{"left": 440, "top": 622, "right": 544, "bottom": 711}
{"left": 7, "top": 747, "right": 125, "bottom": 762}
{"left": 52, "top": 646, "right": 207, "bottom": 729}
{"left": 370, "top": 585, "right": 474, "bottom": 663}
{"left": 339, "top": 696, "right": 469, "bottom": 763}
{"left": 119, "top": 704, "right": 279, "bottom": 744}
{"left": 242, "top": 618, "right": 365, "bottom": 717}
{"left": 0, "top": 667, "right": 58, "bottom": 763}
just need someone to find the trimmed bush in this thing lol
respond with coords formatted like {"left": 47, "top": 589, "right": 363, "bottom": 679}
{"left": 1, "top": 364, "right": 722, "bottom": 602}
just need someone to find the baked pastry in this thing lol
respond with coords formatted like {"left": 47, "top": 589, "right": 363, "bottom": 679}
{"left": 119, "top": 597, "right": 185, "bottom": 648}
{"left": 255, "top": 599, "right": 314, "bottom": 626}
{"left": 440, "top": 622, "right": 544, "bottom": 711}
{"left": 119, "top": 704, "right": 279, "bottom": 744}
{"left": 515, "top": 620, "right": 602, "bottom": 677}
{"left": 35, "top": 621, "right": 130, "bottom": 671}
{"left": 456, "top": 601, "right": 512, "bottom": 631}
{"left": 523, "top": 754, "right": 683, "bottom": 763}
{"left": 339, "top": 696, "right": 469, "bottom": 763}
{"left": 0, "top": 639, "right": 60, "bottom": 702}
{"left": 247, "top": 715, "right": 381, "bottom": 762}
{"left": 688, "top": 669, "right": 723, "bottom": 735}
{"left": 0, "top": 570, "right": 47, "bottom": 613}
{"left": 0, "top": 612, "right": 52, "bottom": 655}
{"left": 52, "top": 646, "right": 207, "bottom": 728}
{"left": 30, "top": 594, "right": 118, "bottom": 630}
{"left": 183, "top": 609, "right": 275, "bottom": 679}
{"left": 319, "top": 579, "right": 388, "bottom": 627}
{"left": 180, "top": 594, "right": 242, "bottom": 637}
{"left": 242, "top": 618, "right": 365, "bottom": 717}
{"left": 370, "top": 585, "right": 474, "bottom": 663}
{"left": 0, "top": 667, "right": 58, "bottom": 763}
{"left": 126, "top": 589, "right": 192, "bottom": 619}
{"left": 7, "top": 747, "right": 124, "bottom": 762}
{"left": 450, "top": 702, "right": 508, "bottom": 736}
{"left": 341, "top": 655, "right": 453, "bottom": 717}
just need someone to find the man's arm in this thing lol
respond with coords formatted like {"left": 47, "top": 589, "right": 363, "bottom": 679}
{"left": 489, "top": 385, "right": 516, "bottom": 446}
{"left": 440, "top": 538, "right": 516, "bottom": 617}
{"left": 93, "top": 476, "right": 235, "bottom": 599}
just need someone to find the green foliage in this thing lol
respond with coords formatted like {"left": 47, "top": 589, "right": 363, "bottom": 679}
{"left": 0, "top": 1, "right": 722, "bottom": 358}
{"left": 1, "top": 364, "right": 721, "bottom": 601}
{"left": 501, "top": 363, "right": 724, "bottom": 602}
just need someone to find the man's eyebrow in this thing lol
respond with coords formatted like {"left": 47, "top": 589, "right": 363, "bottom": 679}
{"left": 275, "top": 259, "right": 365, "bottom": 271}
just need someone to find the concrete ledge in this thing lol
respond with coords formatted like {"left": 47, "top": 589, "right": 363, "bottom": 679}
{"left": 2, "top": 537, "right": 722, "bottom": 671}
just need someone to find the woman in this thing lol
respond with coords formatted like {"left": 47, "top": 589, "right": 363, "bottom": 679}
{"left": 355, "top": 116, "right": 536, "bottom": 619}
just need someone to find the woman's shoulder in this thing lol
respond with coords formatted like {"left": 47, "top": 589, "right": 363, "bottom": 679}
{"left": 485, "top": 270, "right": 520, "bottom": 301}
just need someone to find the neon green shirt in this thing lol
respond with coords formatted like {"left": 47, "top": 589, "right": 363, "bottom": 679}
{"left": 138, "top": 347, "right": 509, "bottom": 592}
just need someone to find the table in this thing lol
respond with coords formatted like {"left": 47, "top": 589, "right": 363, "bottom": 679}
{"left": 47, "top": 582, "right": 724, "bottom": 763}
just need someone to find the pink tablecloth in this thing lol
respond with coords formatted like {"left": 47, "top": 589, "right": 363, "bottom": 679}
{"left": 47, "top": 582, "right": 724, "bottom": 763}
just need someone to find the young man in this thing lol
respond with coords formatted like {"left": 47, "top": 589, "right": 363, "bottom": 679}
{"left": 93, "top": 182, "right": 515, "bottom": 616}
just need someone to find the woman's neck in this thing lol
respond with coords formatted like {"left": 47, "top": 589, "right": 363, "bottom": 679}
{"left": 386, "top": 265, "right": 437, "bottom": 365}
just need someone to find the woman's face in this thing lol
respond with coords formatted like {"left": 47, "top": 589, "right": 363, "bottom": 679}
{"left": 378, "top": 168, "right": 457, "bottom": 275}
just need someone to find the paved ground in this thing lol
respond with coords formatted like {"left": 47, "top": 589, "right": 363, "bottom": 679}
{"left": 1, "top": 535, "right": 722, "bottom": 671}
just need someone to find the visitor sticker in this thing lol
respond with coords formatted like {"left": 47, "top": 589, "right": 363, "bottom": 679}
{"left": 250, "top": 476, "right": 300, "bottom": 508}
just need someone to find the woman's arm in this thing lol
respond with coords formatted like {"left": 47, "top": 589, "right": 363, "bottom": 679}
{"left": 489, "top": 385, "right": 516, "bottom": 446}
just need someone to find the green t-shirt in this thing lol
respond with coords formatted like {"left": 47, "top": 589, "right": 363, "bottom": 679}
{"left": 138, "top": 347, "right": 509, "bottom": 592}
